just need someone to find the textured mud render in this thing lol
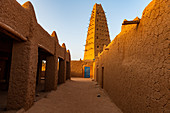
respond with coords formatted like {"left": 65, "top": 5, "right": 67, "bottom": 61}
{"left": 94, "top": 0, "right": 170, "bottom": 113}
{"left": 0, "top": 0, "right": 71, "bottom": 111}
{"left": 25, "top": 78, "right": 123, "bottom": 113}
{"left": 71, "top": 60, "right": 84, "bottom": 77}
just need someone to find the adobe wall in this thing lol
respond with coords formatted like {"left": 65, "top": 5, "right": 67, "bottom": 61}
{"left": 71, "top": 60, "right": 84, "bottom": 77}
{"left": 95, "top": 0, "right": 170, "bottom": 113}
{"left": 0, "top": 0, "right": 71, "bottom": 110}
{"left": 71, "top": 60, "right": 94, "bottom": 78}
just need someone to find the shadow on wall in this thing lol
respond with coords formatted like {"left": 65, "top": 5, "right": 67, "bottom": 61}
{"left": 0, "top": 0, "right": 71, "bottom": 111}
{"left": 71, "top": 72, "right": 83, "bottom": 78}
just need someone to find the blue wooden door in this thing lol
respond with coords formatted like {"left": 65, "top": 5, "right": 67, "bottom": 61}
{"left": 84, "top": 67, "right": 90, "bottom": 78}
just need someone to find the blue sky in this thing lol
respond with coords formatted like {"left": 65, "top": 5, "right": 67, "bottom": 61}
{"left": 16, "top": 0, "right": 152, "bottom": 60}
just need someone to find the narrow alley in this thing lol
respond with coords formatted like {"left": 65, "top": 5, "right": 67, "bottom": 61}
{"left": 25, "top": 78, "right": 122, "bottom": 113}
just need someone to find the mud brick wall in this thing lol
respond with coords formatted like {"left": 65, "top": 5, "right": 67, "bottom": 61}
{"left": 95, "top": 0, "right": 170, "bottom": 113}
{"left": 71, "top": 60, "right": 84, "bottom": 77}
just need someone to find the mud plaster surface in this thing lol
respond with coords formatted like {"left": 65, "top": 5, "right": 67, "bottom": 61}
{"left": 95, "top": 0, "right": 170, "bottom": 113}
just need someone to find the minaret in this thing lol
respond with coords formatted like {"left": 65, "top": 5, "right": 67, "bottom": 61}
{"left": 84, "top": 3, "right": 110, "bottom": 61}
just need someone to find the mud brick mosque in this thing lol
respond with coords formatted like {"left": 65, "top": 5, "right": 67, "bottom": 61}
{"left": 0, "top": 0, "right": 169, "bottom": 113}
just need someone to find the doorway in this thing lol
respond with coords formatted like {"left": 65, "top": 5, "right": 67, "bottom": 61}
{"left": 84, "top": 67, "right": 90, "bottom": 78}
{"left": 96, "top": 68, "right": 99, "bottom": 82}
{"left": 35, "top": 48, "right": 50, "bottom": 99}
{"left": 101, "top": 67, "right": 104, "bottom": 88}
{"left": 58, "top": 58, "right": 65, "bottom": 84}
{"left": 66, "top": 61, "right": 70, "bottom": 80}
{"left": 0, "top": 32, "right": 13, "bottom": 111}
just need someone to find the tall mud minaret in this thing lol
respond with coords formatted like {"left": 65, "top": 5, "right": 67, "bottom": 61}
{"left": 84, "top": 3, "right": 110, "bottom": 61}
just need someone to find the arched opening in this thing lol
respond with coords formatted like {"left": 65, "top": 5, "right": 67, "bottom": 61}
{"left": 0, "top": 32, "right": 13, "bottom": 111}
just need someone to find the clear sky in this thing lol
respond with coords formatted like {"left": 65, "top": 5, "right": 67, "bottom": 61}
{"left": 16, "top": 0, "right": 152, "bottom": 60}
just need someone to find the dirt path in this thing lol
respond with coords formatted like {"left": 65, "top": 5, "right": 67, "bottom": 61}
{"left": 25, "top": 78, "right": 122, "bottom": 113}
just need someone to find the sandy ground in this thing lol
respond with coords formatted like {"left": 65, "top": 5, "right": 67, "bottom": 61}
{"left": 25, "top": 78, "right": 123, "bottom": 113}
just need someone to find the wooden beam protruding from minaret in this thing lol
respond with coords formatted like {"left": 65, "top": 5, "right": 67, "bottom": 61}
{"left": 122, "top": 20, "right": 140, "bottom": 25}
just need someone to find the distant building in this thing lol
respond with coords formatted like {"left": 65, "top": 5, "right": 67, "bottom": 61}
{"left": 71, "top": 3, "right": 110, "bottom": 78}
{"left": 84, "top": 3, "right": 110, "bottom": 61}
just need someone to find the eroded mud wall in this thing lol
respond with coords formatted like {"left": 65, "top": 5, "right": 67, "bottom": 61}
{"left": 95, "top": 0, "right": 170, "bottom": 113}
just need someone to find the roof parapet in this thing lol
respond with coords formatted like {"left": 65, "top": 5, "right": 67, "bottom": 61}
{"left": 51, "top": 31, "right": 59, "bottom": 44}
{"left": 67, "top": 50, "right": 70, "bottom": 53}
{"left": 22, "top": 1, "right": 37, "bottom": 22}
{"left": 62, "top": 43, "right": 66, "bottom": 49}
